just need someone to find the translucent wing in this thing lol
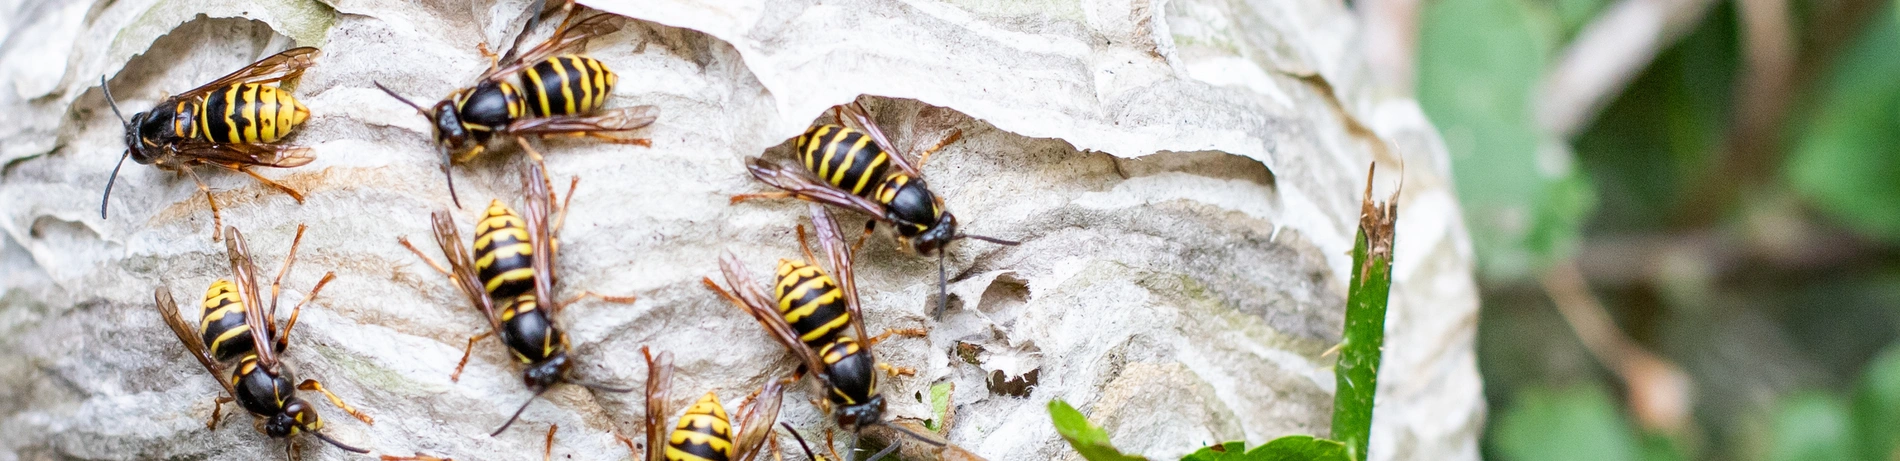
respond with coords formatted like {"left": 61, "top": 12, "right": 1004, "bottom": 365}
{"left": 837, "top": 102, "right": 920, "bottom": 178}
{"left": 154, "top": 287, "right": 237, "bottom": 397}
{"left": 643, "top": 348, "right": 674, "bottom": 461}
{"left": 744, "top": 158, "right": 890, "bottom": 220}
{"left": 808, "top": 204, "right": 869, "bottom": 343}
{"left": 520, "top": 161, "right": 558, "bottom": 311}
{"left": 707, "top": 254, "right": 829, "bottom": 377}
{"left": 431, "top": 210, "right": 504, "bottom": 334}
{"left": 483, "top": 11, "right": 618, "bottom": 82}
{"left": 172, "top": 47, "right": 321, "bottom": 103}
{"left": 224, "top": 227, "right": 277, "bottom": 369}
{"left": 173, "top": 143, "right": 316, "bottom": 169}
{"left": 730, "top": 380, "right": 784, "bottom": 461}
{"left": 506, "top": 106, "right": 660, "bottom": 135}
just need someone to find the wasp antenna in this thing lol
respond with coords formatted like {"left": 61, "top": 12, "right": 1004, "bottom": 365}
{"left": 492, "top": 387, "right": 552, "bottom": 436}
{"left": 953, "top": 233, "right": 1020, "bottom": 246}
{"left": 441, "top": 159, "right": 463, "bottom": 209}
{"left": 881, "top": 422, "right": 947, "bottom": 448}
{"left": 781, "top": 423, "right": 822, "bottom": 460}
{"left": 372, "top": 81, "right": 431, "bottom": 115}
{"left": 310, "top": 430, "right": 371, "bottom": 454}
{"left": 933, "top": 250, "right": 948, "bottom": 320}
{"left": 100, "top": 149, "right": 132, "bottom": 219}
{"left": 569, "top": 378, "right": 634, "bottom": 393}
{"left": 100, "top": 75, "right": 128, "bottom": 126}
{"left": 862, "top": 442, "right": 902, "bottom": 461}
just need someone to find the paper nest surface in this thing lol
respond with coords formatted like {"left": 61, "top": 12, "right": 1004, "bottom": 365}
{"left": 0, "top": 0, "right": 1482, "bottom": 460}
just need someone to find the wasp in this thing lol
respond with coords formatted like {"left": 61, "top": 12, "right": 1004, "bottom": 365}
{"left": 153, "top": 225, "right": 375, "bottom": 459}
{"left": 376, "top": 2, "right": 658, "bottom": 207}
{"left": 635, "top": 347, "right": 786, "bottom": 461}
{"left": 738, "top": 102, "right": 1017, "bottom": 318}
{"left": 706, "top": 204, "right": 955, "bottom": 455}
{"left": 400, "top": 158, "right": 636, "bottom": 436}
{"left": 101, "top": 47, "right": 321, "bottom": 240}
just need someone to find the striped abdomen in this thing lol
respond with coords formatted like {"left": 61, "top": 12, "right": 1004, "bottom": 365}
{"left": 198, "top": 279, "right": 255, "bottom": 362}
{"left": 794, "top": 125, "right": 901, "bottom": 199}
{"left": 473, "top": 199, "right": 536, "bottom": 300}
{"left": 230, "top": 354, "right": 294, "bottom": 419}
{"left": 664, "top": 392, "right": 735, "bottom": 461}
{"left": 520, "top": 54, "right": 616, "bottom": 118}
{"left": 772, "top": 259, "right": 851, "bottom": 348}
{"left": 497, "top": 294, "right": 562, "bottom": 364}
{"left": 189, "top": 83, "right": 309, "bottom": 144}
{"left": 819, "top": 336, "right": 877, "bottom": 407}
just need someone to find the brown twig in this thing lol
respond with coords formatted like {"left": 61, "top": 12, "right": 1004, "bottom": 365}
{"left": 1537, "top": 0, "right": 1722, "bottom": 138}
{"left": 1542, "top": 259, "right": 1693, "bottom": 435}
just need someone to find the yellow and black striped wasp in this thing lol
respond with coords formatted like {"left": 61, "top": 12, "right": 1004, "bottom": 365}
{"left": 705, "top": 204, "right": 954, "bottom": 456}
{"left": 153, "top": 225, "right": 375, "bottom": 459}
{"left": 101, "top": 47, "right": 321, "bottom": 240}
{"left": 376, "top": 1, "right": 658, "bottom": 207}
{"left": 638, "top": 347, "right": 785, "bottom": 461}
{"left": 738, "top": 102, "right": 1017, "bottom": 318}
{"left": 399, "top": 158, "right": 635, "bottom": 436}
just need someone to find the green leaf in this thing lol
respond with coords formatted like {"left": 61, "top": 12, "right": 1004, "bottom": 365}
{"left": 1048, "top": 400, "right": 1146, "bottom": 461}
{"left": 926, "top": 382, "right": 954, "bottom": 432}
{"left": 1766, "top": 392, "right": 1853, "bottom": 461}
{"left": 1418, "top": 0, "right": 1589, "bottom": 282}
{"left": 1853, "top": 346, "right": 1900, "bottom": 460}
{"left": 1492, "top": 385, "right": 1639, "bottom": 461}
{"left": 1182, "top": 437, "right": 1352, "bottom": 461}
{"left": 1786, "top": 10, "right": 1900, "bottom": 242}
{"left": 1330, "top": 170, "right": 1399, "bottom": 461}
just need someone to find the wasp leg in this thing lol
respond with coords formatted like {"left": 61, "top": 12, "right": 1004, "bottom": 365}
{"left": 578, "top": 132, "right": 653, "bottom": 146}
{"left": 854, "top": 219, "right": 876, "bottom": 255}
{"left": 450, "top": 331, "right": 496, "bottom": 382}
{"left": 398, "top": 237, "right": 455, "bottom": 278}
{"left": 288, "top": 438, "right": 299, "bottom": 461}
{"left": 478, "top": 42, "right": 500, "bottom": 73}
{"left": 876, "top": 362, "right": 917, "bottom": 377}
{"left": 274, "top": 272, "right": 334, "bottom": 353}
{"left": 914, "top": 128, "right": 962, "bottom": 169}
{"left": 544, "top": 424, "right": 558, "bottom": 461}
{"left": 236, "top": 165, "right": 306, "bottom": 204}
{"left": 298, "top": 379, "right": 375, "bottom": 424}
{"left": 795, "top": 225, "right": 819, "bottom": 267}
{"left": 551, "top": 291, "right": 638, "bottom": 315}
{"left": 209, "top": 395, "right": 235, "bottom": 430}
{"left": 452, "top": 144, "right": 487, "bottom": 164}
{"left": 864, "top": 328, "right": 927, "bottom": 347}
{"left": 729, "top": 191, "right": 794, "bottom": 204}
{"left": 381, "top": 454, "right": 454, "bottom": 461}
{"left": 267, "top": 224, "right": 310, "bottom": 316}
{"left": 181, "top": 167, "right": 223, "bottom": 241}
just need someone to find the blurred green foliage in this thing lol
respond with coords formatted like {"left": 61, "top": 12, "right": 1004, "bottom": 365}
{"left": 1428, "top": 0, "right": 1900, "bottom": 457}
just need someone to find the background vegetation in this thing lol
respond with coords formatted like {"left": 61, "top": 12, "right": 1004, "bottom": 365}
{"left": 1410, "top": 0, "right": 1900, "bottom": 457}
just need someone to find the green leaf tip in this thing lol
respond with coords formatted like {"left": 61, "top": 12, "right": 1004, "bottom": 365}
{"left": 1183, "top": 436, "right": 1351, "bottom": 461}
{"left": 1332, "top": 164, "right": 1401, "bottom": 461}
{"left": 1048, "top": 400, "right": 1146, "bottom": 461}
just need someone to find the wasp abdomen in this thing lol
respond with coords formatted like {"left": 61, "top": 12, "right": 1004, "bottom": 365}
{"left": 198, "top": 279, "right": 255, "bottom": 362}
{"left": 473, "top": 200, "right": 536, "bottom": 300}
{"left": 665, "top": 392, "right": 736, "bottom": 461}
{"left": 772, "top": 260, "right": 851, "bottom": 348}
{"left": 522, "top": 54, "right": 616, "bottom": 118}
{"left": 796, "top": 125, "right": 896, "bottom": 198}
{"left": 196, "top": 83, "right": 308, "bottom": 144}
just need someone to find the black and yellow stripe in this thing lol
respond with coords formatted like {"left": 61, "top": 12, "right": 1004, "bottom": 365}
{"left": 192, "top": 83, "right": 309, "bottom": 144}
{"left": 772, "top": 259, "right": 851, "bottom": 348}
{"left": 795, "top": 125, "right": 897, "bottom": 198}
{"left": 198, "top": 279, "right": 255, "bottom": 362}
{"left": 521, "top": 54, "right": 616, "bottom": 118}
{"left": 496, "top": 294, "right": 560, "bottom": 363}
{"left": 473, "top": 199, "right": 536, "bottom": 300}
{"left": 664, "top": 392, "right": 736, "bottom": 461}
{"left": 818, "top": 336, "right": 876, "bottom": 406}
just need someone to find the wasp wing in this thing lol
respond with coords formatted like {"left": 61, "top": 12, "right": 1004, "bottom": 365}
{"left": 483, "top": 11, "right": 619, "bottom": 82}
{"left": 837, "top": 102, "right": 921, "bottom": 179}
{"left": 520, "top": 161, "right": 559, "bottom": 312}
{"left": 224, "top": 227, "right": 278, "bottom": 369}
{"left": 807, "top": 204, "right": 871, "bottom": 343}
{"left": 430, "top": 210, "right": 504, "bottom": 335}
{"left": 154, "top": 287, "right": 238, "bottom": 397}
{"left": 708, "top": 253, "right": 830, "bottom": 378}
{"left": 731, "top": 380, "right": 784, "bottom": 461}
{"left": 744, "top": 158, "right": 891, "bottom": 221}
{"left": 172, "top": 47, "right": 321, "bottom": 104}
{"left": 643, "top": 348, "right": 674, "bottom": 461}
{"left": 506, "top": 106, "right": 660, "bottom": 136}
{"left": 174, "top": 143, "right": 316, "bottom": 169}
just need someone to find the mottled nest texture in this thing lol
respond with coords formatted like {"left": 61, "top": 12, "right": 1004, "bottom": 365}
{"left": 0, "top": 0, "right": 1481, "bottom": 460}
